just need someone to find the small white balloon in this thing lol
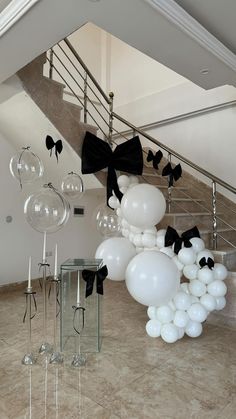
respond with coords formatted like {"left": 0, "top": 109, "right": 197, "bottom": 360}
{"left": 174, "top": 310, "right": 189, "bottom": 328}
{"left": 185, "top": 320, "right": 203, "bottom": 338}
{"left": 156, "top": 306, "right": 174, "bottom": 323}
{"left": 117, "top": 175, "right": 130, "bottom": 188}
{"left": 147, "top": 306, "right": 157, "bottom": 320}
{"left": 120, "top": 186, "right": 128, "bottom": 195}
{"left": 133, "top": 234, "right": 143, "bottom": 247}
{"left": 178, "top": 327, "right": 185, "bottom": 339}
{"left": 180, "top": 282, "right": 190, "bottom": 294}
{"left": 188, "top": 303, "right": 208, "bottom": 323}
{"left": 196, "top": 250, "right": 214, "bottom": 267}
{"left": 129, "top": 175, "right": 139, "bottom": 185}
{"left": 144, "top": 227, "right": 157, "bottom": 236}
{"left": 116, "top": 208, "right": 122, "bottom": 217}
{"left": 178, "top": 247, "right": 196, "bottom": 265}
{"left": 130, "top": 225, "right": 143, "bottom": 234}
{"left": 121, "top": 219, "right": 129, "bottom": 228}
{"left": 197, "top": 267, "right": 214, "bottom": 284}
{"left": 157, "top": 229, "right": 166, "bottom": 237}
{"left": 213, "top": 263, "right": 228, "bottom": 281}
{"left": 156, "top": 235, "right": 165, "bottom": 248}
{"left": 207, "top": 280, "right": 227, "bottom": 297}
{"left": 183, "top": 264, "right": 199, "bottom": 280}
{"left": 190, "top": 295, "right": 199, "bottom": 304}
{"left": 172, "top": 256, "right": 184, "bottom": 272}
{"left": 122, "top": 229, "right": 129, "bottom": 238}
{"left": 189, "top": 280, "right": 207, "bottom": 297}
{"left": 168, "top": 300, "right": 176, "bottom": 311}
{"left": 136, "top": 246, "right": 144, "bottom": 253}
{"left": 142, "top": 233, "right": 156, "bottom": 248}
{"left": 129, "top": 232, "right": 135, "bottom": 242}
{"left": 160, "top": 247, "right": 175, "bottom": 258}
{"left": 174, "top": 292, "right": 192, "bottom": 311}
{"left": 146, "top": 319, "right": 162, "bottom": 337}
{"left": 108, "top": 196, "right": 120, "bottom": 209}
{"left": 161, "top": 323, "right": 179, "bottom": 343}
{"left": 200, "top": 294, "right": 216, "bottom": 312}
{"left": 215, "top": 296, "right": 226, "bottom": 311}
{"left": 190, "top": 237, "right": 205, "bottom": 253}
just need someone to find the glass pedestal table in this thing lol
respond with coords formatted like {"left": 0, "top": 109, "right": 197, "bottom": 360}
{"left": 60, "top": 258, "right": 103, "bottom": 358}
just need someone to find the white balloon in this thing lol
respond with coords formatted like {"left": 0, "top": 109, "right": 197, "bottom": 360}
{"left": 173, "top": 292, "right": 192, "bottom": 311}
{"left": 174, "top": 310, "right": 189, "bottom": 328}
{"left": 116, "top": 208, "right": 122, "bottom": 217}
{"left": 189, "top": 280, "right": 207, "bottom": 297}
{"left": 121, "top": 219, "right": 129, "bottom": 228}
{"left": 130, "top": 225, "right": 143, "bottom": 234}
{"left": 120, "top": 186, "right": 128, "bottom": 195}
{"left": 121, "top": 184, "right": 166, "bottom": 229}
{"left": 207, "top": 280, "right": 227, "bottom": 297}
{"left": 157, "top": 229, "right": 166, "bottom": 237}
{"left": 125, "top": 251, "right": 180, "bottom": 306}
{"left": 213, "top": 263, "right": 228, "bottom": 281}
{"left": 146, "top": 319, "right": 162, "bottom": 337}
{"left": 133, "top": 233, "right": 143, "bottom": 247}
{"left": 200, "top": 294, "right": 216, "bottom": 312}
{"left": 142, "top": 233, "right": 156, "bottom": 248}
{"left": 108, "top": 196, "right": 120, "bottom": 209}
{"left": 185, "top": 320, "right": 203, "bottom": 338}
{"left": 147, "top": 306, "right": 157, "bottom": 320}
{"left": 190, "top": 237, "right": 205, "bottom": 253}
{"left": 215, "top": 296, "right": 226, "bottom": 311}
{"left": 122, "top": 229, "right": 129, "bottom": 238}
{"left": 197, "top": 267, "right": 214, "bottom": 284}
{"left": 136, "top": 246, "right": 144, "bottom": 253}
{"left": 161, "top": 323, "right": 179, "bottom": 343}
{"left": 156, "top": 235, "right": 165, "bottom": 248}
{"left": 95, "top": 237, "right": 136, "bottom": 281}
{"left": 180, "top": 282, "right": 190, "bottom": 294}
{"left": 183, "top": 264, "right": 199, "bottom": 280}
{"left": 160, "top": 247, "right": 175, "bottom": 258}
{"left": 190, "top": 295, "right": 199, "bottom": 304}
{"left": 187, "top": 303, "right": 208, "bottom": 323}
{"left": 168, "top": 300, "right": 176, "bottom": 311}
{"left": 129, "top": 232, "right": 135, "bottom": 242}
{"left": 172, "top": 256, "right": 184, "bottom": 272}
{"left": 117, "top": 175, "right": 130, "bottom": 188}
{"left": 178, "top": 327, "right": 185, "bottom": 339}
{"left": 129, "top": 175, "right": 139, "bottom": 185}
{"left": 144, "top": 228, "right": 157, "bottom": 236}
{"left": 196, "top": 250, "right": 214, "bottom": 267}
{"left": 178, "top": 247, "right": 196, "bottom": 265}
{"left": 156, "top": 306, "right": 174, "bottom": 323}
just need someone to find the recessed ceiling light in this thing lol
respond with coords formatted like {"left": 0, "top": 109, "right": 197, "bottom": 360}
{"left": 200, "top": 68, "right": 209, "bottom": 75}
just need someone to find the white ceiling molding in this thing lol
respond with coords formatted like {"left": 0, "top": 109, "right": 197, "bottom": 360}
{"left": 145, "top": 0, "right": 236, "bottom": 72}
{"left": 0, "top": 0, "right": 41, "bottom": 38}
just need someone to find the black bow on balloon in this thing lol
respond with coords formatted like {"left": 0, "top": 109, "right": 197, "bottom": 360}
{"left": 81, "top": 131, "right": 143, "bottom": 206}
{"left": 146, "top": 150, "right": 163, "bottom": 170}
{"left": 46, "top": 135, "right": 63, "bottom": 162}
{"left": 162, "top": 162, "right": 182, "bottom": 187}
{"left": 165, "top": 225, "right": 200, "bottom": 254}
{"left": 82, "top": 265, "right": 108, "bottom": 298}
{"left": 199, "top": 257, "right": 214, "bottom": 270}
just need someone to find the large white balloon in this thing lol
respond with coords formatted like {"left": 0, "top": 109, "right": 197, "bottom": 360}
{"left": 125, "top": 251, "right": 180, "bottom": 306}
{"left": 121, "top": 184, "right": 166, "bottom": 229}
{"left": 95, "top": 237, "right": 136, "bottom": 281}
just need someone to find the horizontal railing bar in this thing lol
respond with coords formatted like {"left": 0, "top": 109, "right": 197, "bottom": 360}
{"left": 216, "top": 233, "right": 236, "bottom": 249}
{"left": 64, "top": 90, "right": 101, "bottom": 107}
{"left": 112, "top": 111, "right": 236, "bottom": 195}
{"left": 63, "top": 38, "right": 111, "bottom": 104}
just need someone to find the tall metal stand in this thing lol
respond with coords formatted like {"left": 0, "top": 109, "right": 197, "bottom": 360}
{"left": 71, "top": 304, "right": 86, "bottom": 367}
{"left": 22, "top": 288, "right": 37, "bottom": 365}
{"left": 49, "top": 276, "right": 63, "bottom": 364}
{"left": 39, "top": 263, "right": 53, "bottom": 354}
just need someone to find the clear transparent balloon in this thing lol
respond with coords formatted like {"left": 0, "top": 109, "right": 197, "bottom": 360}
{"left": 61, "top": 173, "right": 84, "bottom": 199}
{"left": 24, "top": 185, "right": 70, "bottom": 233}
{"left": 9, "top": 148, "right": 44, "bottom": 184}
{"left": 96, "top": 205, "right": 121, "bottom": 237}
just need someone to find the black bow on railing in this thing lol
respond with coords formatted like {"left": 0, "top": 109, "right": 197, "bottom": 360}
{"left": 146, "top": 150, "right": 163, "bottom": 170}
{"left": 81, "top": 132, "right": 143, "bottom": 206}
{"left": 165, "top": 225, "right": 200, "bottom": 254}
{"left": 82, "top": 265, "right": 108, "bottom": 298}
{"left": 162, "top": 162, "right": 182, "bottom": 187}
{"left": 199, "top": 257, "right": 214, "bottom": 270}
{"left": 46, "top": 135, "right": 63, "bottom": 162}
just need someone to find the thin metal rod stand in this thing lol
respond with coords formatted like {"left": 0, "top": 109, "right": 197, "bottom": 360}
{"left": 39, "top": 263, "right": 53, "bottom": 354}
{"left": 49, "top": 276, "right": 63, "bottom": 364}
{"left": 71, "top": 304, "right": 86, "bottom": 367}
{"left": 22, "top": 288, "right": 37, "bottom": 365}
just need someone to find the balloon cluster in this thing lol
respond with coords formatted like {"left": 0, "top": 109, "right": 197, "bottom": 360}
{"left": 95, "top": 174, "right": 228, "bottom": 343}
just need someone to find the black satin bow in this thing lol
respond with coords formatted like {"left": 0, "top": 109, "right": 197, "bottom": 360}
{"left": 165, "top": 225, "right": 200, "bottom": 254}
{"left": 82, "top": 265, "right": 108, "bottom": 298}
{"left": 199, "top": 257, "right": 214, "bottom": 270}
{"left": 81, "top": 131, "right": 143, "bottom": 206}
{"left": 46, "top": 135, "right": 63, "bottom": 162}
{"left": 162, "top": 162, "right": 182, "bottom": 187}
{"left": 146, "top": 150, "right": 163, "bottom": 170}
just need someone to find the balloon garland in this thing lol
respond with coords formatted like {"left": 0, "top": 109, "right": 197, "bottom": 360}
{"left": 95, "top": 174, "right": 228, "bottom": 343}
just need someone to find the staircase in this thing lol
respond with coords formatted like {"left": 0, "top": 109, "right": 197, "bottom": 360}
{"left": 17, "top": 38, "right": 236, "bottom": 328}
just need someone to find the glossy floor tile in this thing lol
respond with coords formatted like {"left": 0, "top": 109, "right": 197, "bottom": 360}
{"left": 0, "top": 280, "right": 236, "bottom": 418}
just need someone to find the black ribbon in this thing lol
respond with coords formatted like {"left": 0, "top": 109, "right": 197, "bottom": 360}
{"left": 46, "top": 135, "right": 63, "bottom": 162}
{"left": 199, "top": 257, "right": 214, "bottom": 270}
{"left": 165, "top": 225, "right": 200, "bottom": 254}
{"left": 72, "top": 305, "right": 86, "bottom": 335}
{"left": 162, "top": 162, "right": 182, "bottom": 187}
{"left": 23, "top": 292, "right": 37, "bottom": 323}
{"left": 146, "top": 150, "right": 163, "bottom": 170}
{"left": 81, "top": 131, "right": 143, "bottom": 206}
{"left": 82, "top": 265, "right": 108, "bottom": 298}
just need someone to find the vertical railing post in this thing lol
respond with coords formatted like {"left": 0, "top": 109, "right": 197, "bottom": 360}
{"left": 212, "top": 180, "right": 218, "bottom": 250}
{"left": 108, "top": 92, "right": 114, "bottom": 145}
{"left": 49, "top": 48, "right": 54, "bottom": 80}
{"left": 167, "top": 152, "right": 172, "bottom": 213}
{"left": 84, "top": 71, "right": 88, "bottom": 124}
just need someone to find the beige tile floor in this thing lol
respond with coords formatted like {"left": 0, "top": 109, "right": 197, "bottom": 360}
{"left": 0, "top": 280, "right": 236, "bottom": 419}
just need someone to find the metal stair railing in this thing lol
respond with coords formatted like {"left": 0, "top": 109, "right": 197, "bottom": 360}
{"left": 46, "top": 37, "right": 236, "bottom": 251}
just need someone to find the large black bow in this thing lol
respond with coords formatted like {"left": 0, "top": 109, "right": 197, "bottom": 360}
{"left": 82, "top": 265, "right": 108, "bottom": 298}
{"left": 46, "top": 135, "right": 63, "bottom": 162}
{"left": 162, "top": 162, "right": 182, "bottom": 187}
{"left": 82, "top": 131, "right": 143, "bottom": 206}
{"left": 146, "top": 150, "right": 163, "bottom": 170}
{"left": 165, "top": 225, "right": 200, "bottom": 254}
{"left": 199, "top": 257, "right": 214, "bottom": 270}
